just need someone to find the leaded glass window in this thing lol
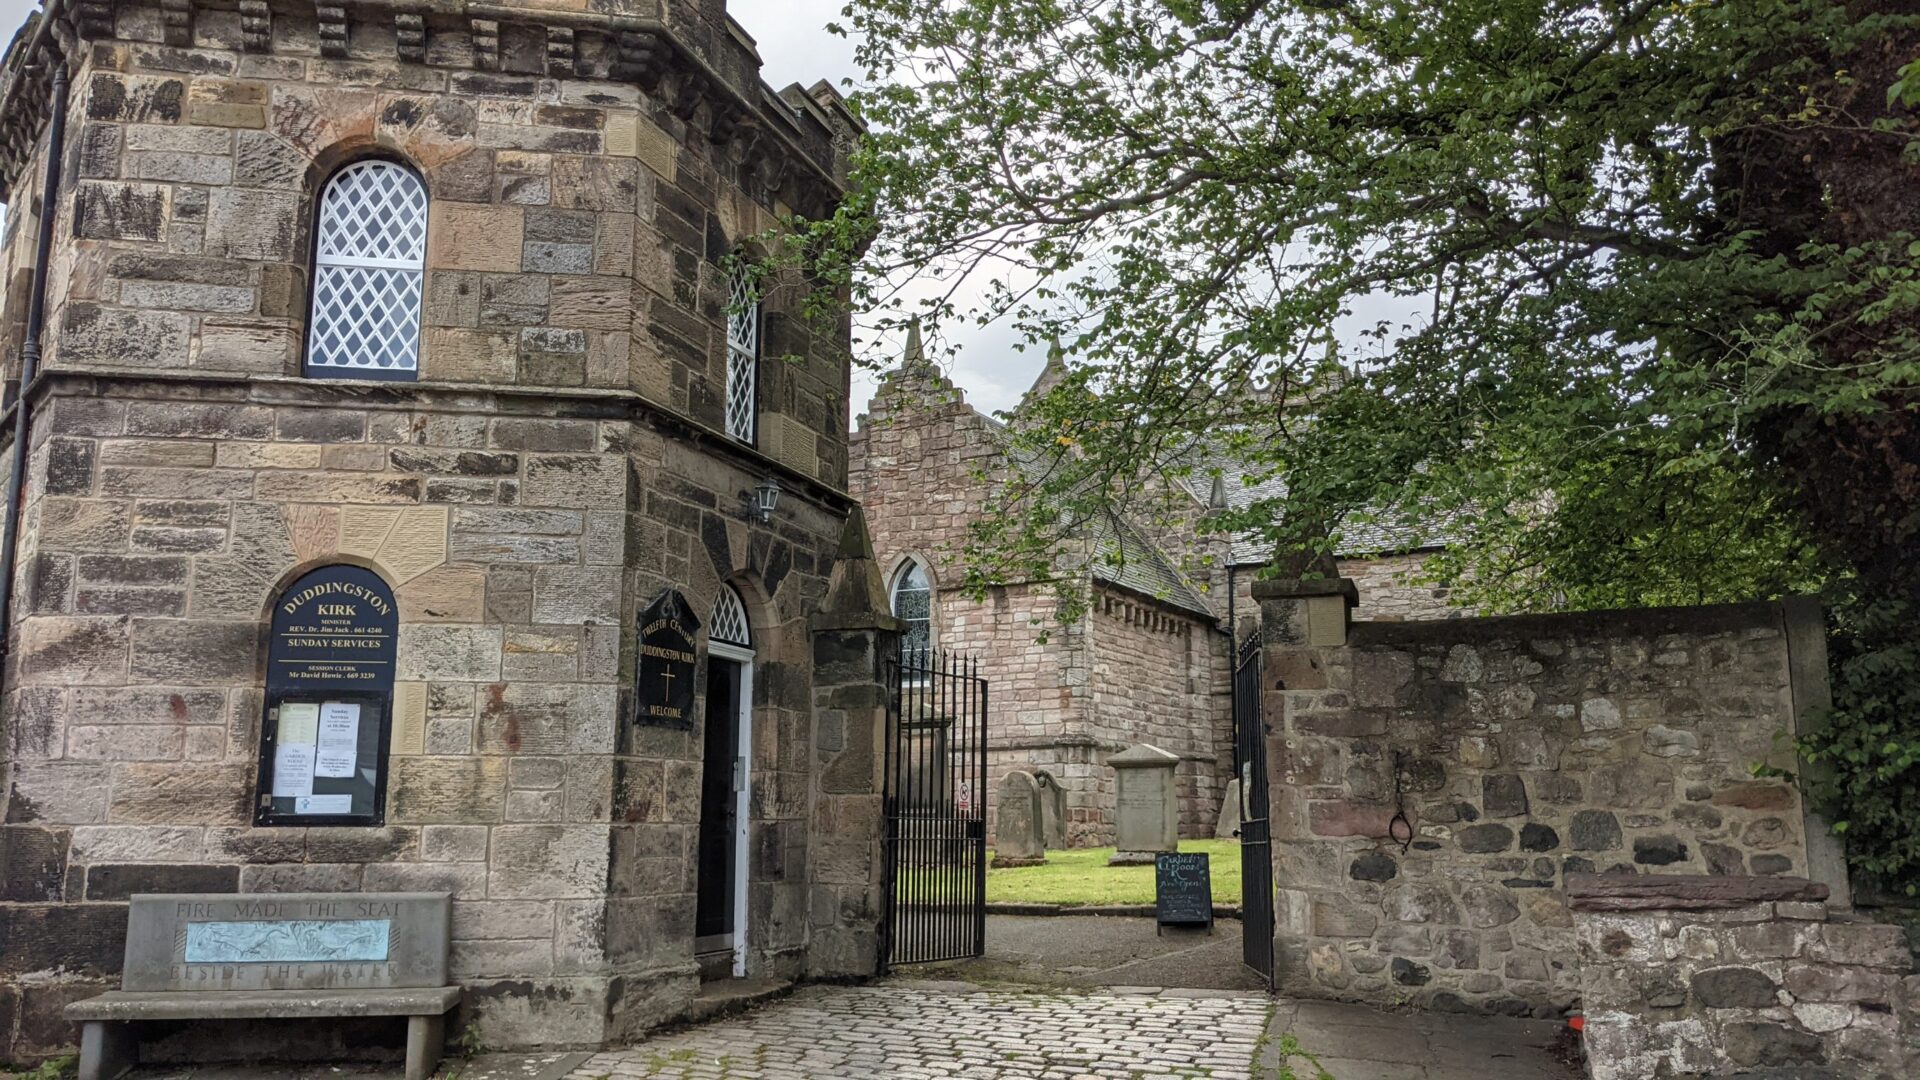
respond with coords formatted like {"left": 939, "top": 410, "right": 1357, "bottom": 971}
{"left": 306, "top": 160, "right": 427, "bottom": 379}
{"left": 725, "top": 268, "right": 759, "bottom": 443}
{"left": 891, "top": 560, "right": 933, "bottom": 664}
{"left": 711, "top": 585, "right": 751, "bottom": 649}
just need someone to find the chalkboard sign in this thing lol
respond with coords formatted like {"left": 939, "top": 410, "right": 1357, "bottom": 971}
{"left": 256, "top": 565, "right": 398, "bottom": 827}
{"left": 634, "top": 589, "right": 699, "bottom": 730}
{"left": 1155, "top": 851, "right": 1214, "bottom": 932}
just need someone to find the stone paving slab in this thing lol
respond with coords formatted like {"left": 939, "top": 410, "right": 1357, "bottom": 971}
{"left": 1264, "top": 999, "right": 1579, "bottom": 1080}
{"left": 566, "top": 980, "right": 1271, "bottom": 1079}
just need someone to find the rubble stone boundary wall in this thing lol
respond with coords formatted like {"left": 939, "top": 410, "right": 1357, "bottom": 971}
{"left": 1259, "top": 584, "right": 1827, "bottom": 1016}
{"left": 1571, "top": 873, "right": 1919, "bottom": 1079}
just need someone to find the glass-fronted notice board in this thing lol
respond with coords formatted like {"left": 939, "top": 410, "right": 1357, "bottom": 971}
{"left": 255, "top": 565, "right": 398, "bottom": 826}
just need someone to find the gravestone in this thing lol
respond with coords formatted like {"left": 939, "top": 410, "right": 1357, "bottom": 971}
{"left": 1108, "top": 743, "right": 1181, "bottom": 865}
{"left": 1215, "top": 777, "right": 1243, "bottom": 840}
{"left": 122, "top": 892, "right": 451, "bottom": 991}
{"left": 992, "top": 770, "right": 1047, "bottom": 867}
{"left": 1033, "top": 770, "right": 1067, "bottom": 849}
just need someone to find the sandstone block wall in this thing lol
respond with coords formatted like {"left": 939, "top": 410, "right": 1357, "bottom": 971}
{"left": 1573, "top": 878, "right": 1919, "bottom": 1079}
{"left": 0, "top": 0, "right": 877, "bottom": 1063}
{"left": 1088, "top": 591, "right": 1231, "bottom": 842}
{"left": 0, "top": 2, "right": 854, "bottom": 489}
{"left": 1262, "top": 594, "right": 1821, "bottom": 1016}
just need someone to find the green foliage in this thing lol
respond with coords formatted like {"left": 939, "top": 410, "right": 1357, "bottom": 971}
{"left": 1795, "top": 594, "right": 1920, "bottom": 895}
{"left": 784, "top": 1, "right": 1920, "bottom": 887}
{"left": 1271, "top": 1035, "right": 1333, "bottom": 1080}
{"left": 9, "top": 1056, "right": 77, "bottom": 1080}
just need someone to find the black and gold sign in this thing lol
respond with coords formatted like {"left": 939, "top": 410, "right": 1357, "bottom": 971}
{"left": 267, "top": 564, "right": 399, "bottom": 694}
{"left": 635, "top": 589, "right": 699, "bottom": 730}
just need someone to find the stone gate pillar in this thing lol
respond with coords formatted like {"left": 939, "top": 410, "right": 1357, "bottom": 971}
{"left": 806, "top": 508, "right": 901, "bottom": 978}
{"left": 1251, "top": 576, "right": 1357, "bottom": 996}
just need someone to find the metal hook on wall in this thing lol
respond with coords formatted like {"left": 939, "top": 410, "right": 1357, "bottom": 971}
{"left": 1388, "top": 749, "right": 1414, "bottom": 854}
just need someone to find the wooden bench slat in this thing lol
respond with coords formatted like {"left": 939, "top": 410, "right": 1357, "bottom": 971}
{"left": 65, "top": 985, "right": 461, "bottom": 1022}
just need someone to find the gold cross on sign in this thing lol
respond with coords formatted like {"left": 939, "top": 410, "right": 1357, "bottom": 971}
{"left": 659, "top": 666, "right": 675, "bottom": 695}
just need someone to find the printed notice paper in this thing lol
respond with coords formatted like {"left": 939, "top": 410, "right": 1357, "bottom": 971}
{"left": 294, "top": 794, "right": 353, "bottom": 815}
{"left": 315, "top": 701, "right": 360, "bottom": 778}
{"left": 279, "top": 702, "right": 319, "bottom": 744}
{"left": 271, "top": 743, "right": 315, "bottom": 797}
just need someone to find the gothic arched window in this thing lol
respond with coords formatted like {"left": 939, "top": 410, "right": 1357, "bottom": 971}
{"left": 890, "top": 559, "right": 933, "bottom": 664}
{"left": 306, "top": 159, "right": 427, "bottom": 379}
{"left": 724, "top": 267, "right": 759, "bottom": 443}
{"left": 710, "top": 584, "right": 752, "bottom": 651}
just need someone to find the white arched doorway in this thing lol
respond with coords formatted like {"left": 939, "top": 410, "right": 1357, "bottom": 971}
{"left": 697, "top": 585, "right": 754, "bottom": 978}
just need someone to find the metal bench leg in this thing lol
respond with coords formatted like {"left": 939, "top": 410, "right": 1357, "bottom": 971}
{"left": 77, "top": 1020, "right": 138, "bottom": 1080}
{"left": 405, "top": 1013, "right": 446, "bottom": 1080}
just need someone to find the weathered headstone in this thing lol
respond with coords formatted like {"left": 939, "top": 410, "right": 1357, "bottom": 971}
{"left": 1215, "top": 777, "right": 1243, "bottom": 840}
{"left": 1109, "top": 743, "right": 1181, "bottom": 864}
{"left": 1033, "top": 770, "right": 1067, "bottom": 849}
{"left": 992, "top": 770, "right": 1047, "bottom": 867}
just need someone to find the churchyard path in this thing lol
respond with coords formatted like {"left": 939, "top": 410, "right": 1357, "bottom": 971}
{"left": 566, "top": 980, "right": 1270, "bottom": 1079}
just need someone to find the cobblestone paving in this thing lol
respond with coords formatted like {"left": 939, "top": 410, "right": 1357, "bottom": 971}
{"left": 569, "top": 981, "right": 1270, "bottom": 1079}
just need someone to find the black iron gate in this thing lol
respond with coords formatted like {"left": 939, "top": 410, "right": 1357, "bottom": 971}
{"left": 881, "top": 648, "right": 988, "bottom": 967}
{"left": 1234, "top": 629, "right": 1275, "bottom": 989}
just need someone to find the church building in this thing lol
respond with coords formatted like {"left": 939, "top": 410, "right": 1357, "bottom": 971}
{"left": 0, "top": 0, "right": 897, "bottom": 1063}
{"left": 850, "top": 342, "right": 1462, "bottom": 848}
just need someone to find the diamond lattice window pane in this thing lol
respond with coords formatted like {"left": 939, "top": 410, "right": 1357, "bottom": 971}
{"left": 725, "top": 269, "right": 759, "bottom": 442}
{"left": 307, "top": 160, "right": 427, "bottom": 376}
{"left": 711, "top": 586, "right": 751, "bottom": 648}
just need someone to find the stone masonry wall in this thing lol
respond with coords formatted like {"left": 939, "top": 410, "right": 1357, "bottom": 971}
{"left": 3, "top": 4, "right": 853, "bottom": 488}
{"left": 941, "top": 585, "right": 1093, "bottom": 847}
{"left": 1572, "top": 876, "right": 1919, "bottom": 1079}
{"left": 1088, "top": 589, "right": 1231, "bottom": 842}
{"left": 0, "top": 377, "right": 859, "bottom": 1055}
{"left": 1262, "top": 593, "right": 1818, "bottom": 1017}
{"left": 0, "top": 0, "right": 874, "bottom": 1062}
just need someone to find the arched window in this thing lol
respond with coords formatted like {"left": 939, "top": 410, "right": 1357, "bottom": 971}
{"left": 724, "top": 267, "right": 759, "bottom": 443}
{"left": 710, "top": 584, "right": 751, "bottom": 651}
{"left": 306, "top": 159, "right": 428, "bottom": 379}
{"left": 890, "top": 559, "right": 933, "bottom": 662}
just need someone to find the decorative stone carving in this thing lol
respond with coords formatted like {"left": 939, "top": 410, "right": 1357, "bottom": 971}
{"left": 471, "top": 18, "right": 499, "bottom": 71}
{"left": 395, "top": 12, "right": 425, "bottom": 65}
{"left": 161, "top": 0, "right": 193, "bottom": 47}
{"left": 239, "top": 0, "right": 271, "bottom": 52}
{"left": 316, "top": 5, "right": 349, "bottom": 59}
{"left": 545, "top": 26, "right": 577, "bottom": 78}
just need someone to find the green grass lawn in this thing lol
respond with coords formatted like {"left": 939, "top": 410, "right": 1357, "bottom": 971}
{"left": 985, "top": 838, "right": 1242, "bottom": 906}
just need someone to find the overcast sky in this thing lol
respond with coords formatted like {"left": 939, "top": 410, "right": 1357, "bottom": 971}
{"left": 0, "top": 0, "right": 1046, "bottom": 418}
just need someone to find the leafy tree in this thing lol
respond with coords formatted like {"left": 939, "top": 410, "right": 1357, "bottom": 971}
{"left": 787, "top": 0, "right": 1920, "bottom": 886}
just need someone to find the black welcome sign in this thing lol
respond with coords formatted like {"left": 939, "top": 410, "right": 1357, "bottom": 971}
{"left": 1155, "top": 851, "right": 1214, "bottom": 931}
{"left": 635, "top": 589, "right": 699, "bottom": 730}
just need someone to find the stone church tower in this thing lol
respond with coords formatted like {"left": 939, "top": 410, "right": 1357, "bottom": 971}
{"left": 0, "top": 0, "right": 892, "bottom": 1062}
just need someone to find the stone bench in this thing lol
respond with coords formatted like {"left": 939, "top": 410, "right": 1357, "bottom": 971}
{"left": 63, "top": 893, "right": 457, "bottom": 1080}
